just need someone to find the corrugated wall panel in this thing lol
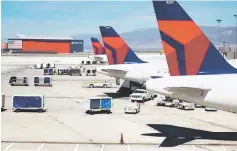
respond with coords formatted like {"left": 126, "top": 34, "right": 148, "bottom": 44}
{"left": 70, "top": 40, "right": 84, "bottom": 53}
{"left": 22, "top": 41, "right": 70, "bottom": 53}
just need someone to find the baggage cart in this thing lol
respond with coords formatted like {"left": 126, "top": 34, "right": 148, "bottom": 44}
{"left": 86, "top": 68, "right": 96, "bottom": 76}
{"left": 9, "top": 76, "right": 28, "bottom": 86}
{"left": 44, "top": 68, "right": 55, "bottom": 75}
{"left": 33, "top": 76, "right": 52, "bottom": 86}
{"left": 69, "top": 68, "right": 82, "bottom": 76}
{"left": 85, "top": 96, "right": 112, "bottom": 114}
{"left": 12, "top": 94, "right": 47, "bottom": 112}
{"left": 57, "top": 68, "right": 70, "bottom": 75}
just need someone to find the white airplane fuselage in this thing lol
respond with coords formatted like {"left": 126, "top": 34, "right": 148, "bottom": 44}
{"left": 98, "top": 58, "right": 237, "bottom": 84}
{"left": 146, "top": 74, "right": 237, "bottom": 113}
{"left": 97, "top": 59, "right": 169, "bottom": 83}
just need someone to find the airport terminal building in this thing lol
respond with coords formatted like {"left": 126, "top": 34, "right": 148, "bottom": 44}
{"left": 6, "top": 37, "right": 83, "bottom": 54}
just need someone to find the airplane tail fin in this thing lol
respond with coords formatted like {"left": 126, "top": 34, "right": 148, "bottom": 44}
{"left": 99, "top": 26, "right": 146, "bottom": 65}
{"left": 152, "top": 0, "right": 237, "bottom": 76}
{"left": 91, "top": 37, "right": 106, "bottom": 55}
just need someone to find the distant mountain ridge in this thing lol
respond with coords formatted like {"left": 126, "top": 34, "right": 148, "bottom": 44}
{"left": 2, "top": 26, "right": 236, "bottom": 52}
{"left": 72, "top": 26, "right": 236, "bottom": 51}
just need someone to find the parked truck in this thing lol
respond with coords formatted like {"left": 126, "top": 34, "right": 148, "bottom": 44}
{"left": 129, "top": 89, "right": 155, "bottom": 102}
{"left": 85, "top": 96, "right": 112, "bottom": 114}
{"left": 12, "top": 94, "right": 47, "bottom": 112}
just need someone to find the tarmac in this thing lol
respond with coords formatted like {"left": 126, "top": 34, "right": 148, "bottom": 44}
{"left": 1, "top": 56, "right": 237, "bottom": 151}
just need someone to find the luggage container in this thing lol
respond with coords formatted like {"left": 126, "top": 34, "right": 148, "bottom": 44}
{"left": 57, "top": 68, "right": 70, "bottom": 75}
{"left": 9, "top": 76, "right": 28, "bottom": 86}
{"left": 85, "top": 96, "right": 112, "bottom": 114}
{"left": 12, "top": 94, "right": 47, "bottom": 112}
{"left": 86, "top": 68, "right": 96, "bottom": 76}
{"left": 33, "top": 76, "right": 52, "bottom": 86}
{"left": 1, "top": 94, "right": 6, "bottom": 111}
{"left": 44, "top": 68, "right": 55, "bottom": 75}
{"left": 69, "top": 68, "right": 82, "bottom": 76}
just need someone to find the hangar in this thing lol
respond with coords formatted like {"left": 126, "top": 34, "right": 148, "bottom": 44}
{"left": 7, "top": 37, "right": 83, "bottom": 53}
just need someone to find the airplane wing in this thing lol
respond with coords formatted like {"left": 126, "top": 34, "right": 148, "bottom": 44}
{"left": 101, "top": 69, "right": 128, "bottom": 75}
{"left": 163, "top": 86, "right": 211, "bottom": 98}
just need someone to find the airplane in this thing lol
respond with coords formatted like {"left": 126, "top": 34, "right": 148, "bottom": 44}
{"left": 145, "top": 0, "right": 237, "bottom": 113}
{"left": 88, "top": 37, "right": 108, "bottom": 63}
{"left": 97, "top": 26, "right": 169, "bottom": 84}
{"left": 99, "top": 26, "right": 165, "bottom": 64}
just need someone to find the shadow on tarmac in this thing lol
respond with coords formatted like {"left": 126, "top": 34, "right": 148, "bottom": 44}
{"left": 142, "top": 124, "right": 237, "bottom": 147}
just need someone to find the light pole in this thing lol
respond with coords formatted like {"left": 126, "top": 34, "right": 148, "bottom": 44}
{"left": 234, "top": 15, "right": 237, "bottom": 53}
{"left": 217, "top": 19, "right": 222, "bottom": 49}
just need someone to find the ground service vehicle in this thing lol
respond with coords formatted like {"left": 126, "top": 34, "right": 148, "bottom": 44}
{"left": 44, "top": 68, "right": 55, "bottom": 75}
{"left": 124, "top": 102, "right": 140, "bottom": 114}
{"left": 177, "top": 101, "right": 195, "bottom": 110}
{"left": 12, "top": 94, "right": 47, "bottom": 112}
{"left": 69, "top": 68, "right": 82, "bottom": 76}
{"left": 87, "top": 81, "right": 112, "bottom": 88}
{"left": 85, "top": 96, "right": 112, "bottom": 114}
{"left": 129, "top": 89, "right": 153, "bottom": 102}
{"left": 57, "top": 68, "right": 70, "bottom": 75}
{"left": 33, "top": 76, "right": 52, "bottom": 86}
{"left": 205, "top": 107, "right": 217, "bottom": 111}
{"left": 86, "top": 68, "right": 96, "bottom": 76}
{"left": 9, "top": 76, "right": 28, "bottom": 86}
{"left": 165, "top": 101, "right": 175, "bottom": 107}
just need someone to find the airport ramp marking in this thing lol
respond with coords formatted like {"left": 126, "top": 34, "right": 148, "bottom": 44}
{"left": 4, "top": 143, "right": 14, "bottom": 151}
{"left": 100, "top": 144, "right": 104, "bottom": 151}
{"left": 127, "top": 144, "right": 131, "bottom": 151}
{"left": 47, "top": 115, "right": 95, "bottom": 143}
{"left": 73, "top": 144, "right": 79, "bottom": 151}
{"left": 36, "top": 143, "right": 44, "bottom": 151}
{"left": 221, "top": 145, "right": 226, "bottom": 151}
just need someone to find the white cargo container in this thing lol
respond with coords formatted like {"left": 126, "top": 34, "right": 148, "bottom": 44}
{"left": 33, "top": 76, "right": 52, "bottom": 86}
{"left": 84, "top": 96, "right": 112, "bottom": 114}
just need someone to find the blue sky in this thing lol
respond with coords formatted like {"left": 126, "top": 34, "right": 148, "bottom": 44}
{"left": 1, "top": 1, "right": 237, "bottom": 38}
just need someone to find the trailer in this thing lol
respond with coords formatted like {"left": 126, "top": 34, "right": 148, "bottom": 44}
{"left": 9, "top": 76, "right": 28, "bottom": 86}
{"left": 85, "top": 96, "right": 112, "bottom": 114}
{"left": 12, "top": 94, "right": 47, "bottom": 112}
{"left": 57, "top": 68, "right": 70, "bottom": 75}
{"left": 44, "top": 68, "right": 55, "bottom": 75}
{"left": 1, "top": 94, "right": 6, "bottom": 111}
{"left": 69, "top": 68, "right": 82, "bottom": 76}
{"left": 33, "top": 76, "right": 52, "bottom": 86}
